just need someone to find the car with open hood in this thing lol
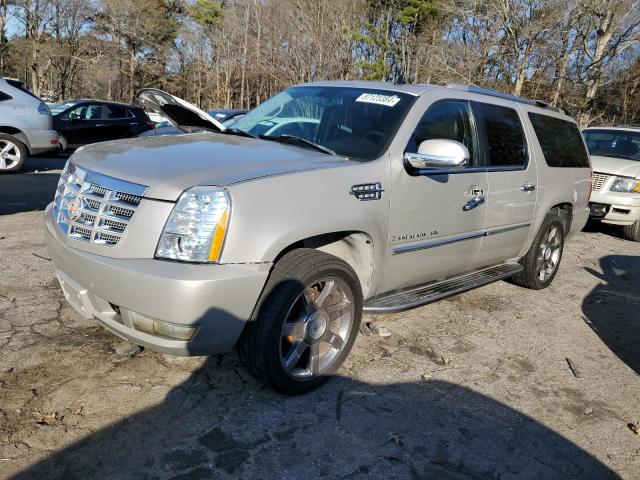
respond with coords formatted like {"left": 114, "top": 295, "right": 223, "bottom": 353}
{"left": 583, "top": 126, "right": 640, "bottom": 241}
{"left": 45, "top": 82, "right": 591, "bottom": 394}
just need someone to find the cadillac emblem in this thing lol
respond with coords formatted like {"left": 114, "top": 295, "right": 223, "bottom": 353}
{"left": 68, "top": 197, "right": 82, "bottom": 221}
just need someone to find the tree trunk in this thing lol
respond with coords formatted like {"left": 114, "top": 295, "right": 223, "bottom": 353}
{"left": 239, "top": 5, "right": 250, "bottom": 109}
{"left": 579, "top": 8, "right": 615, "bottom": 127}
{"left": 128, "top": 45, "right": 136, "bottom": 103}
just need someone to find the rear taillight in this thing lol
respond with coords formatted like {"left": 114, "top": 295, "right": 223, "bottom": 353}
{"left": 146, "top": 120, "right": 155, "bottom": 129}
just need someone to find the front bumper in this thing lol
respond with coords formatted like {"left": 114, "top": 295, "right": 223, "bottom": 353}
{"left": 45, "top": 205, "right": 271, "bottom": 356}
{"left": 589, "top": 190, "right": 640, "bottom": 225}
{"left": 25, "top": 128, "right": 58, "bottom": 155}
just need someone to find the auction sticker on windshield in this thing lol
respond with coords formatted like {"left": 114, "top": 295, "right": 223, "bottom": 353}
{"left": 356, "top": 93, "right": 401, "bottom": 107}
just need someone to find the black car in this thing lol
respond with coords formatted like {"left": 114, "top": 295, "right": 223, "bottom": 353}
{"left": 51, "top": 100, "right": 154, "bottom": 150}
{"left": 138, "top": 108, "right": 248, "bottom": 137}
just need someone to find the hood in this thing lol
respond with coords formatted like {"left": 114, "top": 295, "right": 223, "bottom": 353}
{"left": 70, "top": 133, "right": 347, "bottom": 201}
{"left": 590, "top": 155, "right": 640, "bottom": 179}
{"left": 136, "top": 88, "right": 225, "bottom": 133}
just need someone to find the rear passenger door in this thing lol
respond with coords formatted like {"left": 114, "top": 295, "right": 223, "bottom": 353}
{"left": 473, "top": 101, "right": 537, "bottom": 267}
{"left": 102, "top": 104, "right": 132, "bottom": 141}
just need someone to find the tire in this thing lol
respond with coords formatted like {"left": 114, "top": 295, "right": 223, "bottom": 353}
{"left": 622, "top": 220, "right": 640, "bottom": 242}
{"left": 239, "top": 248, "right": 363, "bottom": 395}
{"left": 510, "top": 214, "right": 565, "bottom": 290}
{"left": 58, "top": 135, "right": 68, "bottom": 153}
{"left": 0, "top": 134, "right": 27, "bottom": 173}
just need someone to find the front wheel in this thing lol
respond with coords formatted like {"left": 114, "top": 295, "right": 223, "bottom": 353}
{"left": 239, "top": 249, "right": 362, "bottom": 395}
{"left": 510, "top": 214, "right": 565, "bottom": 290}
{"left": 622, "top": 220, "right": 640, "bottom": 242}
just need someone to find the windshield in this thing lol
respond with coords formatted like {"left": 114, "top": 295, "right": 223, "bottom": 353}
{"left": 232, "top": 86, "right": 415, "bottom": 160}
{"left": 50, "top": 100, "right": 80, "bottom": 115}
{"left": 583, "top": 129, "right": 640, "bottom": 162}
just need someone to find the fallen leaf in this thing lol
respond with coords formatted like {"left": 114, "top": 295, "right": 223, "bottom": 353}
{"left": 33, "top": 411, "right": 57, "bottom": 425}
{"left": 627, "top": 423, "right": 639, "bottom": 435}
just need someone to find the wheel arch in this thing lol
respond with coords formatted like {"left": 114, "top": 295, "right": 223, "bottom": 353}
{"left": 520, "top": 200, "right": 574, "bottom": 258}
{"left": 548, "top": 202, "right": 573, "bottom": 235}
{"left": 0, "top": 126, "right": 30, "bottom": 152}
{"left": 272, "top": 231, "right": 376, "bottom": 299}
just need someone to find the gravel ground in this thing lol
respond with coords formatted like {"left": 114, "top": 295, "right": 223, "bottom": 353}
{"left": 1, "top": 157, "right": 639, "bottom": 479}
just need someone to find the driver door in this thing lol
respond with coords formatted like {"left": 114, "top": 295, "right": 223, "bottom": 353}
{"left": 380, "top": 98, "right": 488, "bottom": 293}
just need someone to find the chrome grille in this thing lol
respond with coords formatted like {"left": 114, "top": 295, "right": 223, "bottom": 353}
{"left": 53, "top": 163, "right": 148, "bottom": 246}
{"left": 592, "top": 172, "right": 611, "bottom": 192}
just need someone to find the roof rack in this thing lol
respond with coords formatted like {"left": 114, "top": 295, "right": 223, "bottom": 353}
{"left": 446, "top": 84, "right": 564, "bottom": 114}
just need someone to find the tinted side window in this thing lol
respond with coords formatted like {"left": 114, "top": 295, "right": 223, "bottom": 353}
{"left": 529, "top": 113, "right": 590, "bottom": 167}
{"left": 106, "top": 105, "right": 128, "bottom": 119}
{"left": 0, "top": 90, "right": 12, "bottom": 101}
{"left": 68, "top": 104, "right": 103, "bottom": 120}
{"left": 405, "top": 100, "right": 476, "bottom": 165}
{"left": 473, "top": 102, "right": 527, "bottom": 166}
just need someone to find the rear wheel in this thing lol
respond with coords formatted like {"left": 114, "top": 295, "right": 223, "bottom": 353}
{"left": 0, "top": 134, "right": 26, "bottom": 172}
{"left": 510, "top": 214, "right": 565, "bottom": 290}
{"left": 239, "top": 249, "right": 362, "bottom": 395}
{"left": 622, "top": 220, "right": 640, "bottom": 242}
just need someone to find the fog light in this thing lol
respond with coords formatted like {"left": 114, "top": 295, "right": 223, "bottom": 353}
{"left": 130, "top": 312, "right": 197, "bottom": 341}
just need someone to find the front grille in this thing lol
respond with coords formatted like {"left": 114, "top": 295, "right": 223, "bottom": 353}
{"left": 53, "top": 163, "right": 148, "bottom": 247}
{"left": 592, "top": 172, "right": 611, "bottom": 192}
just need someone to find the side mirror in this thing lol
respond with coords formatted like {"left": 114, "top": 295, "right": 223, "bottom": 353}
{"left": 403, "top": 139, "right": 470, "bottom": 170}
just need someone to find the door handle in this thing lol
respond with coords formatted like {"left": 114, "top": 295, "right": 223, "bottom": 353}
{"left": 463, "top": 195, "right": 486, "bottom": 211}
{"left": 95, "top": 124, "right": 107, "bottom": 127}
{"left": 521, "top": 183, "right": 536, "bottom": 192}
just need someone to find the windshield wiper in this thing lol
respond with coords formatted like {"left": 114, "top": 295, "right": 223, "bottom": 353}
{"left": 223, "top": 128, "right": 258, "bottom": 139}
{"left": 260, "top": 134, "right": 337, "bottom": 156}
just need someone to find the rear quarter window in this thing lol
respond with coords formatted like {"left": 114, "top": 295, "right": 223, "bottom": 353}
{"left": 0, "top": 90, "right": 12, "bottom": 101}
{"left": 528, "top": 113, "right": 590, "bottom": 168}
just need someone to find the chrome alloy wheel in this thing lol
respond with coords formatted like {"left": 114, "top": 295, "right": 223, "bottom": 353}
{"left": 0, "top": 139, "right": 21, "bottom": 170}
{"left": 536, "top": 225, "right": 562, "bottom": 281}
{"left": 279, "top": 277, "right": 355, "bottom": 380}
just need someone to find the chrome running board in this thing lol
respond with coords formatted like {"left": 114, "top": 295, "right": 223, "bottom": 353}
{"left": 364, "top": 263, "right": 523, "bottom": 314}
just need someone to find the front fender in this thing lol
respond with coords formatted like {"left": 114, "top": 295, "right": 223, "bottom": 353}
{"left": 220, "top": 161, "right": 390, "bottom": 292}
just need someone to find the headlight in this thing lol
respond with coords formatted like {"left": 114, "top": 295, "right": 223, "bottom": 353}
{"left": 156, "top": 187, "right": 231, "bottom": 263}
{"left": 610, "top": 177, "right": 640, "bottom": 193}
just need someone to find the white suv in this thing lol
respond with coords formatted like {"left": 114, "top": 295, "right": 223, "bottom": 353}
{"left": 583, "top": 127, "right": 640, "bottom": 241}
{"left": 0, "top": 77, "right": 59, "bottom": 172}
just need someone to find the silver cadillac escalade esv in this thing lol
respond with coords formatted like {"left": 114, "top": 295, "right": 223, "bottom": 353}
{"left": 45, "top": 81, "right": 591, "bottom": 394}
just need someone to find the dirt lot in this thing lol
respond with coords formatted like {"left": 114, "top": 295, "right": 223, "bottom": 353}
{"left": 1, "top": 157, "right": 639, "bottom": 479}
